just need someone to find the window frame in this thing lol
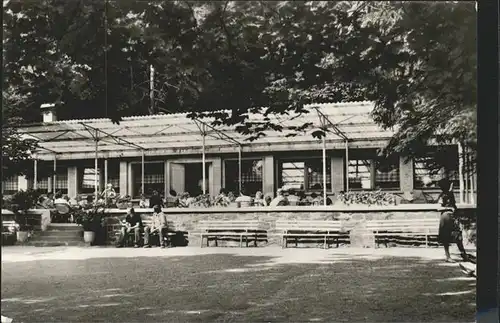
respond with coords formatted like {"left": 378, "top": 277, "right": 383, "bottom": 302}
{"left": 223, "top": 157, "right": 264, "bottom": 195}
{"left": 131, "top": 161, "right": 166, "bottom": 198}
{"left": 2, "top": 176, "right": 19, "bottom": 195}
{"left": 277, "top": 156, "right": 332, "bottom": 193}
{"left": 413, "top": 146, "right": 460, "bottom": 190}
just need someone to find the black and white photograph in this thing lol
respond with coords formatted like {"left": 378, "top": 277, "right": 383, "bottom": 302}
{"left": 1, "top": 1, "right": 487, "bottom": 322}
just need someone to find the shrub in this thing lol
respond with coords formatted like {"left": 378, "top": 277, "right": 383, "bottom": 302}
{"left": 75, "top": 205, "right": 106, "bottom": 232}
{"left": 6, "top": 189, "right": 41, "bottom": 231}
{"left": 338, "top": 191, "right": 397, "bottom": 206}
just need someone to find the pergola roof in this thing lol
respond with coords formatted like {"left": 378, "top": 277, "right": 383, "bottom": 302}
{"left": 18, "top": 101, "right": 396, "bottom": 160}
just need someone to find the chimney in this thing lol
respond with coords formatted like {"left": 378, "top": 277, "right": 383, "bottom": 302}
{"left": 40, "top": 103, "right": 57, "bottom": 122}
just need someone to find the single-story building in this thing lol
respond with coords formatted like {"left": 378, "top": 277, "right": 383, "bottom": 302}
{"left": 3, "top": 101, "right": 477, "bottom": 204}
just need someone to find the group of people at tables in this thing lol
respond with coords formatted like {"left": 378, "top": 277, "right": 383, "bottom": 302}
{"left": 36, "top": 184, "right": 118, "bottom": 210}
{"left": 36, "top": 184, "right": 118, "bottom": 222}
{"left": 211, "top": 188, "right": 333, "bottom": 207}
{"left": 36, "top": 184, "right": 331, "bottom": 222}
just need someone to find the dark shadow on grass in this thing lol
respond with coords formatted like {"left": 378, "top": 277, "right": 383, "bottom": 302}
{"left": 1, "top": 254, "right": 475, "bottom": 322}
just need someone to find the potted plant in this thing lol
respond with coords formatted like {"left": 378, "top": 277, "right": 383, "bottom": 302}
{"left": 75, "top": 205, "right": 106, "bottom": 244}
{"left": 8, "top": 190, "right": 37, "bottom": 242}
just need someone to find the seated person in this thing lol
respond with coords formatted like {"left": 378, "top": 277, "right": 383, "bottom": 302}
{"left": 297, "top": 191, "right": 308, "bottom": 206}
{"left": 39, "top": 192, "right": 55, "bottom": 209}
{"left": 139, "top": 194, "right": 148, "bottom": 208}
{"left": 270, "top": 188, "right": 289, "bottom": 207}
{"left": 144, "top": 205, "right": 168, "bottom": 248}
{"left": 214, "top": 188, "right": 230, "bottom": 207}
{"left": 286, "top": 189, "right": 300, "bottom": 206}
{"left": 149, "top": 190, "right": 164, "bottom": 208}
{"left": 54, "top": 192, "right": 70, "bottom": 205}
{"left": 79, "top": 195, "right": 94, "bottom": 208}
{"left": 264, "top": 194, "right": 273, "bottom": 206}
{"left": 36, "top": 195, "right": 50, "bottom": 209}
{"left": 253, "top": 191, "right": 266, "bottom": 207}
{"left": 166, "top": 190, "right": 179, "bottom": 207}
{"left": 235, "top": 188, "right": 253, "bottom": 206}
{"left": 307, "top": 192, "right": 322, "bottom": 206}
{"left": 227, "top": 192, "right": 236, "bottom": 204}
{"left": 116, "top": 208, "right": 143, "bottom": 248}
{"left": 69, "top": 196, "right": 79, "bottom": 207}
{"left": 178, "top": 193, "right": 191, "bottom": 208}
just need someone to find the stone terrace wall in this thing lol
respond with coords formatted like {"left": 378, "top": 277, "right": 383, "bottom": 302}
{"left": 104, "top": 205, "right": 476, "bottom": 247}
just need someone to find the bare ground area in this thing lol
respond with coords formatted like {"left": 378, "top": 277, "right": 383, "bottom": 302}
{"left": 1, "top": 246, "right": 475, "bottom": 322}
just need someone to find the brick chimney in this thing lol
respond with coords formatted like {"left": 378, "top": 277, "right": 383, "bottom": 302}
{"left": 40, "top": 103, "right": 57, "bottom": 122}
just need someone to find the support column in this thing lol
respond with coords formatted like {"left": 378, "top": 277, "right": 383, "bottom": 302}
{"left": 33, "top": 159, "right": 38, "bottom": 190}
{"left": 467, "top": 147, "right": 475, "bottom": 204}
{"left": 345, "top": 141, "right": 349, "bottom": 192}
{"left": 212, "top": 157, "right": 222, "bottom": 198}
{"left": 53, "top": 155, "right": 57, "bottom": 194}
{"left": 119, "top": 161, "right": 128, "bottom": 196}
{"left": 104, "top": 159, "right": 108, "bottom": 188}
{"left": 141, "top": 151, "right": 145, "bottom": 196}
{"left": 94, "top": 136, "right": 99, "bottom": 200}
{"left": 458, "top": 143, "right": 465, "bottom": 204}
{"left": 238, "top": 146, "right": 242, "bottom": 193}
{"left": 331, "top": 155, "right": 344, "bottom": 193}
{"left": 370, "top": 160, "right": 376, "bottom": 190}
{"left": 127, "top": 163, "right": 134, "bottom": 197}
{"left": 202, "top": 127, "right": 206, "bottom": 195}
{"left": 263, "top": 156, "right": 275, "bottom": 197}
{"left": 68, "top": 166, "right": 79, "bottom": 198}
{"left": 399, "top": 156, "right": 414, "bottom": 193}
{"left": 18, "top": 176, "right": 30, "bottom": 191}
{"left": 322, "top": 135, "right": 327, "bottom": 205}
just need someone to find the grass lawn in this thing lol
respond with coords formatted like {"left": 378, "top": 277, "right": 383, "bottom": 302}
{"left": 1, "top": 249, "right": 475, "bottom": 322}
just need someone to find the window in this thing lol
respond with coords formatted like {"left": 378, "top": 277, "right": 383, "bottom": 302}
{"left": 106, "top": 161, "right": 120, "bottom": 194}
{"left": 2, "top": 177, "right": 18, "bottom": 195}
{"left": 224, "top": 159, "right": 263, "bottom": 195}
{"left": 36, "top": 177, "right": 49, "bottom": 193}
{"left": 348, "top": 159, "right": 372, "bottom": 189}
{"left": 375, "top": 156, "right": 400, "bottom": 190}
{"left": 54, "top": 168, "right": 68, "bottom": 194}
{"left": 306, "top": 159, "right": 331, "bottom": 191}
{"left": 133, "top": 162, "right": 165, "bottom": 197}
{"left": 280, "top": 161, "right": 305, "bottom": 191}
{"left": 80, "top": 168, "right": 100, "bottom": 194}
{"left": 34, "top": 162, "right": 54, "bottom": 193}
{"left": 413, "top": 146, "right": 460, "bottom": 189}
{"left": 278, "top": 158, "right": 331, "bottom": 192}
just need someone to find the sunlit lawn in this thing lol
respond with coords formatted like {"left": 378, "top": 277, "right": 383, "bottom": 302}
{"left": 1, "top": 252, "right": 475, "bottom": 322}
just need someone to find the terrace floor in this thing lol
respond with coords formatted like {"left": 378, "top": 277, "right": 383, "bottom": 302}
{"left": 1, "top": 246, "right": 475, "bottom": 322}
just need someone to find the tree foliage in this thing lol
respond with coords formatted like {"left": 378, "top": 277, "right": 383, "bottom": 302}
{"left": 3, "top": 1, "right": 477, "bottom": 170}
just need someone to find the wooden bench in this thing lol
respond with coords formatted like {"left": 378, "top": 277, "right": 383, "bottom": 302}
{"left": 2, "top": 220, "right": 17, "bottom": 245}
{"left": 106, "top": 217, "right": 187, "bottom": 247}
{"left": 140, "top": 218, "right": 184, "bottom": 246}
{"left": 199, "top": 220, "right": 267, "bottom": 248}
{"left": 2, "top": 220, "right": 16, "bottom": 235}
{"left": 365, "top": 218, "right": 439, "bottom": 248}
{"left": 276, "top": 220, "right": 349, "bottom": 249}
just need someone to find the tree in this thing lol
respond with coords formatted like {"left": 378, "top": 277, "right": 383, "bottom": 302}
{"left": 1, "top": 117, "right": 38, "bottom": 180}
{"left": 346, "top": 2, "right": 477, "bottom": 161}
{"left": 3, "top": 1, "right": 476, "bottom": 169}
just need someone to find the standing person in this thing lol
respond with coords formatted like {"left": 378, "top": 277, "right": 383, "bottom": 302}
{"left": 143, "top": 205, "right": 168, "bottom": 248}
{"left": 116, "top": 208, "right": 143, "bottom": 248}
{"left": 437, "top": 178, "right": 468, "bottom": 262}
{"left": 149, "top": 190, "right": 163, "bottom": 208}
